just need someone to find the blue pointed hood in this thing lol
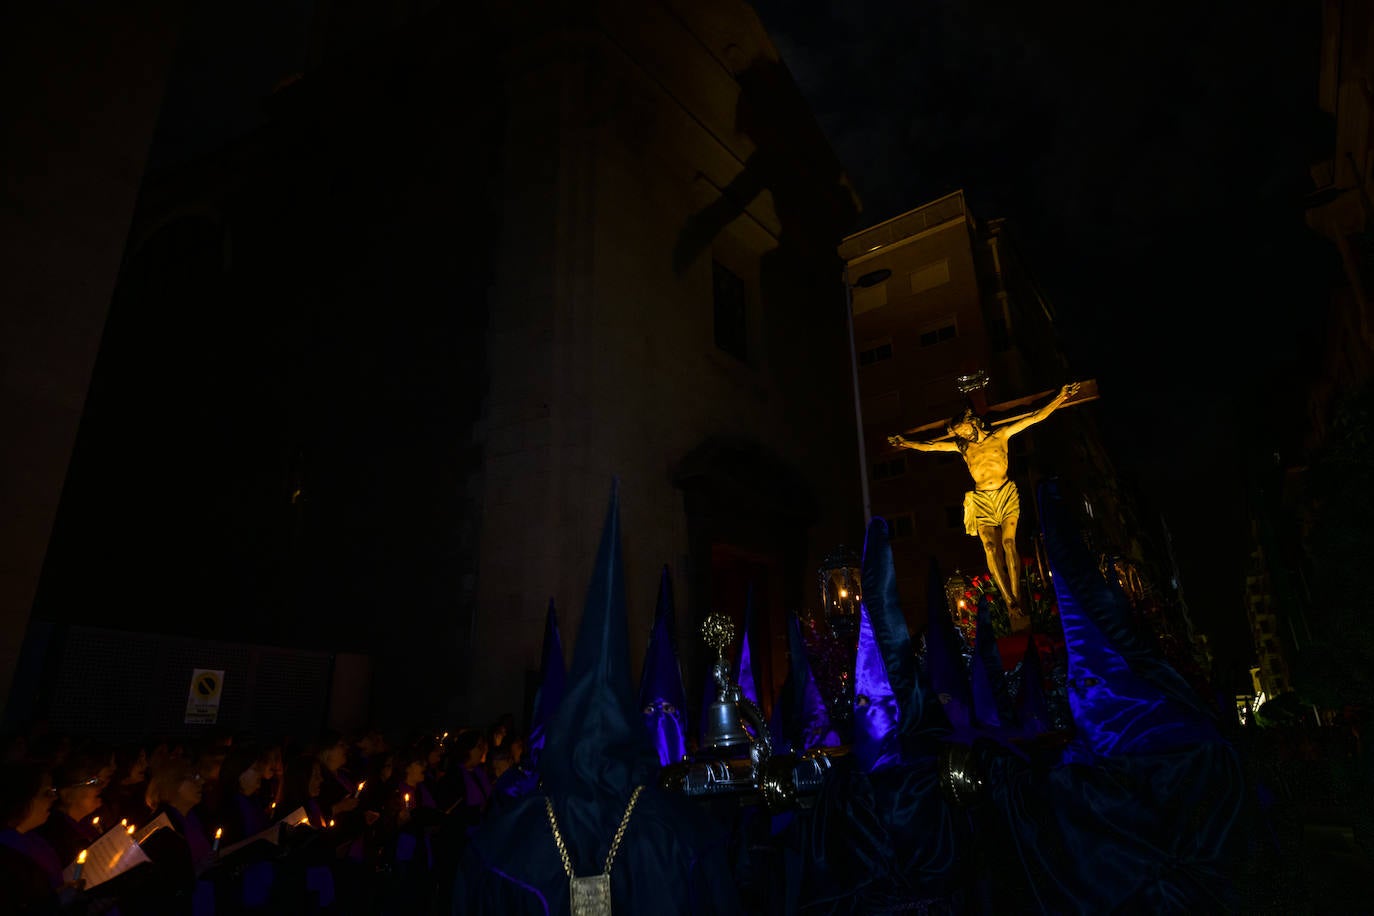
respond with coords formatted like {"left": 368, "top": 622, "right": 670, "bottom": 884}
{"left": 1039, "top": 478, "right": 1217, "bottom": 757}
{"left": 969, "top": 595, "right": 1004, "bottom": 729}
{"left": 924, "top": 557, "right": 974, "bottom": 736}
{"left": 540, "top": 481, "right": 657, "bottom": 838}
{"left": 1016, "top": 632, "right": 1053, "bottom": 737}
{"left": 526, "top": 598, "right": 566, "bottom": 762}
{"left": 773, "top": 612, "right": 841, "bottom": 754}
{"left": 639, "top": 566, "right": 689, "bottom": 765}
{"left": 735, "top": 583, "right": 760, "bottom": 707}
{"left": 852, "top": 518, "right": 936, "bottom": 771}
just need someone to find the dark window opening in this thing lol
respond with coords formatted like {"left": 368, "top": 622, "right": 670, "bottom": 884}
{"left": 859, "top": 342, "right": 893, "bottom": 366}
{"left": 871, "top": 456, "right": 906, "bottom": 481}
{"left": 919, "top": 324, "right": 957, "bottom": 347}
{"left": 889, "top": 514, "right": 915, "bottom": 539}
{"left": 713, "top": 261, "right": 748, "bottom": 361}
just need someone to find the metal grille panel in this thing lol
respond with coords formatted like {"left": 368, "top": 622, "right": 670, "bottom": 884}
{"left": 44, "top": 626, "right": 335, "bottom": 741}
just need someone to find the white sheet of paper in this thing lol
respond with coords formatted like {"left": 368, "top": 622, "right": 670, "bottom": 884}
{"left": 63, "top": 826, "right": 151, "bottom": 888}
{"left": 218, "top": 821, "right": 281, "bottom": 858}
{"left": 218, "top": 806, "right": 312, "bottom": 858}
{"left": 281, "top": 806, "right": 311, "bottom": 827}
{"left": 132, "top": 812, "right": 173, "bottom": 845}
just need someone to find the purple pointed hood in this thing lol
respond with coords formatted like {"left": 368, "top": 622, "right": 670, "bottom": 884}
{"left": 735, "top": 583, "right": 760, "bottom": 707}
{"left": 852, "top": 602, "right": 903, "bottom": 771}
{"left": 773, "top": 612, "right": 841, "bottom": 754}
{"left": 639, "top": 566, "right": 689, "bottom": 765}
{"left": 1039, "top": 479, "right": 1217, "bottom": 757}
{"left": 852, "top": 518, "right": 937, "bottom": 771}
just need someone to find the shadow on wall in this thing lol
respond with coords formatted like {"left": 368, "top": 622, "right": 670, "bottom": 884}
{"left": 672, "top": 55, "right": 859, "bottom": 277}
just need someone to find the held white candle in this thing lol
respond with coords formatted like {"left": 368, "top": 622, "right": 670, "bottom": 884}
{"left": 127, "top": 824, "right": 136, "bottom": 835}
{"left": 356, "top": 781, "right": 365, "bottom": 798}
{"left": 74, "top": 849, "right": 87, "bottom": 882}
{"left": 403, "top": 792, "right": 412, "bottom": 810}
{"left": 212, "top": 827, "right": 222, "bottom": 852}
{"left": 91, "top": 816, "right": 100, "bottom": 830}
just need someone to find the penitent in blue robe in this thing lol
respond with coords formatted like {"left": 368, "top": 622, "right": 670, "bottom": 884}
{"left": 973, "top": 480, "right": 1243, "bottom": 914}
{"left": 454, "top": 482, "right": 743, "bottom": 915}
{"left": 800, "top": 518, "right": 968, "bottom": 913}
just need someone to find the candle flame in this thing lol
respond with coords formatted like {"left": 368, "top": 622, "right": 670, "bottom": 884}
{"left": 77, "top": 849, "right": 87, "bottom": 864}
{"left": 127, "top": 824, "right": 136, "bottom": 835}
{"left": 328, "top": 819, "right": 335, "bottom": 828}
{"left": 91, "top": 816, "right": 100, "bottom": 828}
{"left": 120, "top": 818, "right": 127, "bottom": 827}
{"left": 357, "top": 781, "right": 365, "bottom": 794}
{"left": 214, "top": 827, "right": 223, "bottom": 840}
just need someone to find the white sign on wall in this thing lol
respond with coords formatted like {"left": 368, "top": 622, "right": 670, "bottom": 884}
{"left": 184, "top": 669, "right": 225, "bottom": 725}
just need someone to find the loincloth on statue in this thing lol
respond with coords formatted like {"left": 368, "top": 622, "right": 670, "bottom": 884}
{"left": 963, "top": 480, "right": 1020, "bottom": 537}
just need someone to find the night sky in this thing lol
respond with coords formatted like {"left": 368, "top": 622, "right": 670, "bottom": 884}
{"left": 52, "top": 1, "right": 1343, "bottom": 689}
{"left": 751, "top": 0, "right": 1343, "bottom": 680}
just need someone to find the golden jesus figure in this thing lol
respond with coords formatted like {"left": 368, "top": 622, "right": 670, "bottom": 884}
{"left": 887, "top": 382, "right": 1080, "bottom": 631}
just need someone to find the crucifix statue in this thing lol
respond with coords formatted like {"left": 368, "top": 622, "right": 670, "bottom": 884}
{"left": 887, "top": 377, "right": 1093, "bottom": 632}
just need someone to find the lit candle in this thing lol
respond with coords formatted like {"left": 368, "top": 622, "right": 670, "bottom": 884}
{"left": 328, "top": 819, "right": 335, "bottom": 828}
{"left": 403, "top": 792, "right": 411, "bottom": 810}
{"left": 356, "top": 780, "right": 365, "bottom": 798}
{"left": 120, "top": 818, "right": 127, "bottom": 829}
{"left": 212, "top": 827, "right": 222, "bottom": 853}
{"left": 74, "top": 849, "right": 87, "bottom": 883}
{"left": 91, "top": 816, "right": 100, "bottom": 830}
{"left": 127, "top": 824, "right": 136, "bottom": 835}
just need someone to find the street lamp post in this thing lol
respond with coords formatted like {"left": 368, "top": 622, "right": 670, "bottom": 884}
{"left": 842, "top": 267, "right": 892, "bottom": 526}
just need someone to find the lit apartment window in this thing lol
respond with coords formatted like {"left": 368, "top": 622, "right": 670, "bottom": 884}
{"left": 871, "top": 456, "right": 906, "bottom": 481}
{"left": 888, "top": 514, "right": 915, "bottom": 539}
{"left": 858, "top": 342, "right": 893, "bottom": 366}
{"left": 919, "top": 324, "right": 957, "bottom": 347}
{"left": 712, "top": 261, "right": 748, "bottom": 361}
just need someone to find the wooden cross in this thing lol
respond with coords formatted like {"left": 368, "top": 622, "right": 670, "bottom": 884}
{"left": 894, "top": 378, "right": 1099, "bottom": 444}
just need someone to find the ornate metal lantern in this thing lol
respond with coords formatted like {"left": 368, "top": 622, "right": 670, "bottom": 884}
{"left": 819, "top": 546, "right": 862, "bottom": 627}
{"left": 817, "top": 546, "right": 862, "bottom": 723}
{"left": 944, "top": 570, "right": 971, "bottom": 617}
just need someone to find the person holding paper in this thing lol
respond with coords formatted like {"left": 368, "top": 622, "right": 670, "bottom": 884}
{"left": 280, "top": 755, "right": 329, "bottom": 830}
{"left": 34, "top": 755, "right": 105, "bottom": 870}
{"left": 0, "top": 760, "right": 84, "bottom": 912}
{"left": 313, "top": 732, "right": 359, "bottom": 822}
{"left": 135, "top": 758, "right": 206, "bottom": 909}
{"left": 214, "top": 746, "right": 270, "bottom": 846}
{"left": 100, "top": 743, "right": 151, "bottom": 827}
